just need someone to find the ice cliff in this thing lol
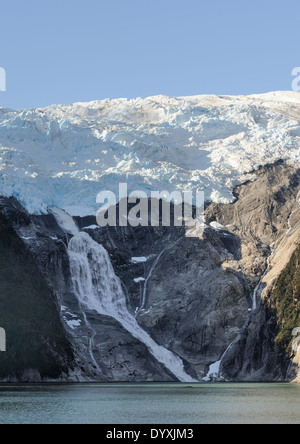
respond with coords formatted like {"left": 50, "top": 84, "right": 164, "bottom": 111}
{"left": 1, "top": 91, "right": 300, "bottom": 215}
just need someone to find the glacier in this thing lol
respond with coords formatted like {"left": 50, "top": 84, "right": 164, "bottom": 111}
{"left": 0, "top": 91, "right": 300, "bottom": 215}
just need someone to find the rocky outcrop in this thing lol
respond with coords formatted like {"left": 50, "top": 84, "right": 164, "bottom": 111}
{"left": 1, "top": 163, "right": 300, "bottom": 382}
{"left": 0, "top": 198, "right": 176, "bottom": 382}
{"left": 0, "top": 197, "right": 74, "bottom": 382}
{"left": 206, "top": 162, "right": 300, "bottom": 381}
{"left": 82, "top": 163, "right": 300, "bottom": 381}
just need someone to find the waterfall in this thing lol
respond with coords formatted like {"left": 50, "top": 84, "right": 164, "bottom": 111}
{"left": 141, "top": 236, "right": 183, "bottom": 311}
{"left": 252, "top": 253, "right": 272, "bottom": 311}
{"left": 203, "top": 338, "right": 238, "bottom": 381}
{"left": 51, "top": 209, "right": 196, "bottom": 382}
{"left": 50, "top": 207, "right": 79, "bottom": 236}
{"left": 203, "top": 246, "right": 274, "bottom": 380}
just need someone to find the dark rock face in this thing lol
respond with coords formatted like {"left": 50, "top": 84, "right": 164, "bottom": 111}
{"left": 89, "top": 163, "right": 300, "bottom": 381}
{"left": 0, "top": 198, "right": 175, "bottom": 382}
{"left": 0, "top": 196, "right": 31, "bottom": 227}
{"left": 205, "top": 163, "right": 300, "bottom": 381}
{"left": 1, "top": 163, "right": 300, "bottom": 382}
{"left": 91, "top": 227, "right": 250, "bottom": 380}
{"left": 0, "top": 202, "right": 74, "bottom": 382}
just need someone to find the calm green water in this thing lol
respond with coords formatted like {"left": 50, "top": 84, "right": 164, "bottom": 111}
{"left": 0, "top": 383, "right": 299, "bottom": 424}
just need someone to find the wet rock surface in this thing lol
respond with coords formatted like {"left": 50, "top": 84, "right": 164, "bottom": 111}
{"left": 1, "top": 163, "right": 300, "bottom": 381}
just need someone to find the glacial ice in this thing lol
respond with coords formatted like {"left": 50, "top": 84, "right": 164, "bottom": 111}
{"left": 1, "top": 91, "right": 300, "bottom": 215}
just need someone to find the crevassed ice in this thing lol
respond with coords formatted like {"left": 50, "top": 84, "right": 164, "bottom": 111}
{"left": 1, "top": 91, "right": 300, "bottom": 215}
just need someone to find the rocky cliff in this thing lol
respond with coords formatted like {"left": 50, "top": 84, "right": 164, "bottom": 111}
{"left": 1, "top": 162, "right": 300, "bottom": 382}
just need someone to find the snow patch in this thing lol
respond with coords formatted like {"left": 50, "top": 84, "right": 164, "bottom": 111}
{"left": 210, "top": 221, "right": 224, "bottom": 231}
{"left": 65, "top": 319, "right": 82, "bottom": 330}
{"left": 203, "top": 360, "right": 222, "bottom": 382}
{"left": 49, "top": 207, "right": 79, "bottom": 236}
{"left": 132, "top": 257, "right": 149, "bottom": 264}
{"left": 83, "top": 225, "right": 99, "bottom": 230}
{"left": 61, "top": 306, "right": 82, "bottom": 330}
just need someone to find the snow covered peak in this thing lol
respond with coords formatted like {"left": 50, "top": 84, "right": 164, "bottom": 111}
{"left": 0, "top": 91, "right": 300, "bottom": 215}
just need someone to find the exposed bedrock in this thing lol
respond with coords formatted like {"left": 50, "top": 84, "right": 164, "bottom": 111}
{"left": 1, "top": 163, "right": 300, "bottom": 381}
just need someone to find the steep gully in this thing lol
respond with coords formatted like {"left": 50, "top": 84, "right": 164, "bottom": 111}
{"left": 204, "top": 188, "right": 300, "bottom": 381}
{"left": 1, "top": 162, "right": 299, "bottom": 381}
{"left": 140, "top": 236, "right": 184, "bottom": 312}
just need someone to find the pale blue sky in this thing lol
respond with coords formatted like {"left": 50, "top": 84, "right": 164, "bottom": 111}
{"left": 0, "top": 0, "right": 299, "bottom": 109}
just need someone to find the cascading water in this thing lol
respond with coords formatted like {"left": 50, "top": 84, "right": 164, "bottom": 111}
{"left": 50, "top": 208, "right": 102, "bottom": 373}
{"left": 203, "top": 238, "right": 276, "bottom": 381}
{"left": 252, "top": 192, "right": 300, "bottom": 311}
{"left": 203, "top": 339, "right": 238, "bottom": 381}
{"left": 252, "top": 250, "right": 273, "bottom": 311}
{"left": 141, "top": 236, "right": 183, "bottom": 311}
{"left": 68, "top": 232, "right": 196, "bottom": 382}
{"left": 50, "top": 207, "right": 79, "bottom": 236}
{"left": 51, "top": 208, "right": 196, "bottom": 382}
{"left": 206, "top": 205, "right": 298, "bottom": 381}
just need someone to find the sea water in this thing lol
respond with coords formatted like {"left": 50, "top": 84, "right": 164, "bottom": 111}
{"left": 0, "top": 383, "right": 300, "bottom": 424}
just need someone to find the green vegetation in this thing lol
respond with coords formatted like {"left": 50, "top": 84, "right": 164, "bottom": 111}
{"left": 267, "top": 245, "right": 300, "bottom": 353}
